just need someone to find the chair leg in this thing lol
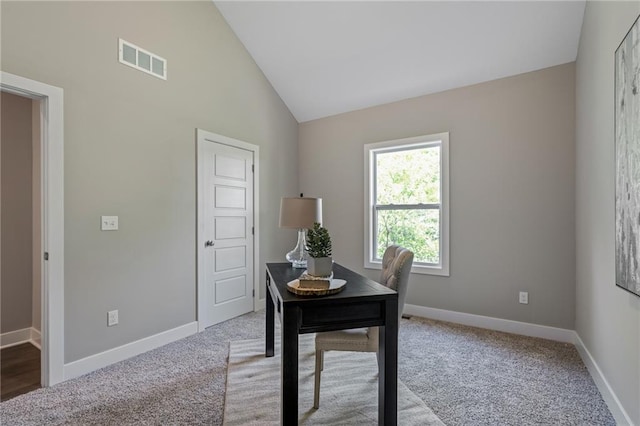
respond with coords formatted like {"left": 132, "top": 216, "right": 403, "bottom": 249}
{"left": 314, "top": 349, "right": 322, "bottom": 409}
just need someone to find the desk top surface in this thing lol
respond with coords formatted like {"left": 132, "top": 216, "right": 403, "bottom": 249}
{"left": 266, "top": 262, "right": 396, "bottom": 304}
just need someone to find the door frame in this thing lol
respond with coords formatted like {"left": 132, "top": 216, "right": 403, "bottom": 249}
{"left": 1, "top": 71, "right": 64, "bottom": 386}
{"left": 196, "top": 129, "right": 260, "bottom": 331}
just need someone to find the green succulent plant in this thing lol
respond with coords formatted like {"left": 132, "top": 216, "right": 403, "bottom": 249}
{"left": 306, "top": 222, "right": 332, "bottom": 258}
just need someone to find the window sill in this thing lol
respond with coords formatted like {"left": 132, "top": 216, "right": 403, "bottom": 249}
{"left": 364, "top": 262, "right": 449, "bottom": 277}
{"left": 365, "top": 260, "right": 449, "bottom": 277}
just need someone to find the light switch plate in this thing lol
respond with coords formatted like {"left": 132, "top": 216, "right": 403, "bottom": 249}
{"left": 101, "top": 216, "right": 119, "bottom": 231}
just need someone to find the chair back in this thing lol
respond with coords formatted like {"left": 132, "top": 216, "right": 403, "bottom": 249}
{"left": 379, "top": 245, "right": 414, "bottom": 321}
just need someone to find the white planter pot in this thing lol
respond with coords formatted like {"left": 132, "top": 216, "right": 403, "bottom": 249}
{"left": 307, "top": 257, "right": 333, "bottom": 277}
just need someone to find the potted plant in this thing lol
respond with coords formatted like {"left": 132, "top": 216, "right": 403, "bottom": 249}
{"left": 306, "top": 222, "right": 333, "bottom": 277}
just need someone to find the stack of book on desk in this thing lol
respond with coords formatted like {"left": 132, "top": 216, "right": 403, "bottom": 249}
{"left": 298, "top": 272, "right": 332, "bottom": 290}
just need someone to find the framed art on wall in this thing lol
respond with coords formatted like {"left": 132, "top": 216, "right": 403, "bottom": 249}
{"left": 615, "top": 14, "right": 640, "bottom": 297}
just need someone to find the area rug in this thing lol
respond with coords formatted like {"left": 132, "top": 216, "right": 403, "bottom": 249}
{"left": 223, "top": 334, "right": 444, "bottom": 425}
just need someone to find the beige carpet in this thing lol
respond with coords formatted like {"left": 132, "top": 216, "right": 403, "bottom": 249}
{"left": 223, "top": 334, "right": 444, "bottom": 425}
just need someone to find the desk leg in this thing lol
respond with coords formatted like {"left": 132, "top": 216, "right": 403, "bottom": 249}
{"left": 265, "top": 271, "right": 274, "bottom": 357}
{"left": 281, "top": 306, "right": 299, "bottom": 425}
{"left": 379, "top": 299, "right": 398, "bottom": 426}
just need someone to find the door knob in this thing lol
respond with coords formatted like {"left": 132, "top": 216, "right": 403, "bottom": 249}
{"left": 205, "top": 240, "right": 214, "bottom": 247}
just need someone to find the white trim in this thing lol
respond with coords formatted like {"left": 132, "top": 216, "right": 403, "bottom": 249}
{"left": 1, "top": 72, "right": 64, "bottom": 387}
{"left": 403, "top": 304, "right": 575, "bottom": 343}
{"left": 0, "top": 327, "right": 42, "bottom": 350}
{"left": 196, "top": 129, "right": 260, "bottom": 331}
{"left": 364, "top": 132, "right": 450, "bottom": 276}
{"left": 252, "top": 146, "right": 261, "bottom": 314}
{"left": 1, "top": 328, "right": 32, "bottom": 349}
{"left": 31, "top": 328, "right": 42, "bottom": 350}
{"left": 573, "top": 334, "right": 633, "bottom": 426}
{"left": 63, "top": 322, "right": 197, "bottom": 381}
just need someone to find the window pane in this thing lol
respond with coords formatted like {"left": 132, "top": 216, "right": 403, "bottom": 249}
{"left": 376, "top": 208, "right": 439, "bottom": 264}
{"left": 376, "top": 145, "right": 440, "bottom": 205}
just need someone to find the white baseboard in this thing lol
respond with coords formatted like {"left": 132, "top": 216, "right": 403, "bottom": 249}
{"left": 1, "top": 327, "right": 42, "bottom": 349}
{"left": 31, "top": 328, "right": 42, "bottom": 350}
{"left": 255, "top": 298, "right": 266, "bottom": 311}
{"left": 573, "top": 333, "right": 633, "bottom": 426}
{"left": 1, "top": 328, "right": 31, "bottom": 348}
{"left": 403, "top": 304, "right": 575, "bottom": 342}
{"left": 63, "top": 322, "right": 198, "bottom": 381}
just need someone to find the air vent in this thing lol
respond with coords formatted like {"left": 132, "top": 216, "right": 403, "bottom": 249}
{"left": 118, "top": 38, "right": 166, "bottom": 80}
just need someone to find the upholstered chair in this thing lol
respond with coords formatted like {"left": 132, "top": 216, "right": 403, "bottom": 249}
{"left": 313, "top": 245, "right": 414, "bottom": 409}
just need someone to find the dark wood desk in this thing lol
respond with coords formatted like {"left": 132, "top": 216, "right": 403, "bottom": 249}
{"left": 265, "top": 262, "right": 398, "bottom": 425}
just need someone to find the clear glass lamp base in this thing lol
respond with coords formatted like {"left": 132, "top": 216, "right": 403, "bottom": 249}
{"left": 286, "top": 228, "right": 308, "bottom": 269}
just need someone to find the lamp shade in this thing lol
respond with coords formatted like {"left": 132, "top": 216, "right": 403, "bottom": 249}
{"left": 279, "top": 197, "right": 322, "bottom": 229}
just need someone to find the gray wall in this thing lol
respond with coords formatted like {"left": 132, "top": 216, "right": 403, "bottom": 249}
{"left": 575, "top": 2, "right": 640, "bottom": 424}
{"left": 299, "top": 63, "right": 576, "bottom": 329}
{"left": 1, "top": 1, "right": 298, "bottom": 362}
{"left": 1, "top": 92, "right": 34, "bottom": 333}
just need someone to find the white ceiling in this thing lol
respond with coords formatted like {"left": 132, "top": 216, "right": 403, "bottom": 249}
{"left": 215, "top": 1, "right": 585, "bottom": 123}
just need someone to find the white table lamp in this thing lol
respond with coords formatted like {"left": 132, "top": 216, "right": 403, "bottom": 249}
{"left": 279, "top": 196, "right": 322, "bottom": 268}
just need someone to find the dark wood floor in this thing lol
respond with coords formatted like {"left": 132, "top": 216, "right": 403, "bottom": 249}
{"left": 1, "top": 343, "right": 41, "bottom": 401}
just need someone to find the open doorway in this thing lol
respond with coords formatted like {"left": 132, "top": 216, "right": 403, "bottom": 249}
{"left": 0, "top": 92, "right": 42, "bottom": 400}
{"left": 0, "top": 71, "right": 64, "bottom": 389}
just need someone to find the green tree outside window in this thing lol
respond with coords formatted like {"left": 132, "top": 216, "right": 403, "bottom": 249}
{"left": 375, "top": 145, "right": 441, "bottom": 264}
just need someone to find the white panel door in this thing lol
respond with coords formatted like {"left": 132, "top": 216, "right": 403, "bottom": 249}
{"left": 198, "top": 139, "right": 254, "bottom": 328}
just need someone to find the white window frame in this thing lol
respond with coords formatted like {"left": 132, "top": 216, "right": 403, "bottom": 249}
{"left": 364, "top": 132, "right": 450, "bottom": 276}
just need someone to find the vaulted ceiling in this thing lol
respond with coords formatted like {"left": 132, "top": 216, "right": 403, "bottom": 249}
{"left": 215, "top": 1, "right": 585, "bottom": 123}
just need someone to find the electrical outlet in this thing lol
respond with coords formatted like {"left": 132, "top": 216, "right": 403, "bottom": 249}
{"left": 519, "top": 291, "right": 529, "bottom": 304}
{"left": 108, "top": 310, "right": 119, "bottom": 326}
